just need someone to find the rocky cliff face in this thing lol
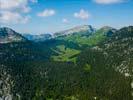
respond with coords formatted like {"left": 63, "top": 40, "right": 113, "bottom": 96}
{"left": 0, "top": 27, "right": 27, "bottom": 44}
{"left": 0, "top": 65, "right": 14, "bottom": 100}
{"left": 54, "top": 25, "right": 96, "bottom": 37}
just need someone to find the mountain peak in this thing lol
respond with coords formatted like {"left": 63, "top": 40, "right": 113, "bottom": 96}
{"left": 73, "top": 25, "right": 95, "bottom": 31}
{"left": 0, "top": 27, "right": 16, "bottom": 35}
{"left": 54, "top": 25, "right": 96, "bottom": 37}
{"left": 96, "top": 26, "right": 117, "bottom": 37}
{"left": 0, "top": 27, "right": 27, "bottom": 44}
{"left": 100, "top": 26, "right": 115, "bottom": 31}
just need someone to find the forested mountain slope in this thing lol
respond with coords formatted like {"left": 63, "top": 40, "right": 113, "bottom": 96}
{"left": 0, "top": 26, "right": 132, "bottom": 100}
{"left": 77, "top": 26, "right": 133, "bottom": 99}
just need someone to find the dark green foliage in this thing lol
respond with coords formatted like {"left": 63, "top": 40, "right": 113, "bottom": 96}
{"left": 77, "top": 48, "right": 131, "bottom": 100}
{"left": 0, "top": 26, "right": 132, "bottom": 100}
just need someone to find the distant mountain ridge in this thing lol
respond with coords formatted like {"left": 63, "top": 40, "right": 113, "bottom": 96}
{"left": 0, "top": 27, "right": 27, "bottom": 43}
{"left": 22, "top": 33, "right": 52, "bottom": 42}
{"left": 0, "top": 25, "right": 116, "bottom": 44}
{"left": 54, "top": 25, "right": 96, "bottom": 37}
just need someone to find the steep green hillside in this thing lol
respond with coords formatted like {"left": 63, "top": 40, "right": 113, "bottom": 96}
{"left": 52, "top": 26, "right": 116, "bottom": 62}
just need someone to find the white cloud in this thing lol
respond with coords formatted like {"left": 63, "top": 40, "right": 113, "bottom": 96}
{"left": 0, "top": 11, "right": 30, "bottom": 24}
{"left": 0, "top": 0, "right": 37, "bottom": 24}
{"left": 93, "top": 0, "right": 128, "bottom": 4}
{"left": 0, "top": 0, "right": 33, "bottom": 13}
{"left": 74, "top": 9, "right": 91, "bottom": 20}
{"left": 37, "top": 9, "right": 56, "bottom": 17}
{"left": 62, "top": 18, "right": 69, "bottom": 23}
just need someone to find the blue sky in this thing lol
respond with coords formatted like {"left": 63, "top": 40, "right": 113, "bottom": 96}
{"left": 0, "top": 0, "right": 133, "bottom": 34}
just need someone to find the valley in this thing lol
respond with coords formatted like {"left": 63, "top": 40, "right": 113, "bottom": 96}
{"left": 0, "top": 25, "right": 133, "bottom": 100}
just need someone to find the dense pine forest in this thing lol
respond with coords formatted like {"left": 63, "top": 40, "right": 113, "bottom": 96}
{"left": 0, "top": 26, "right": 133, "bottom": 100}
